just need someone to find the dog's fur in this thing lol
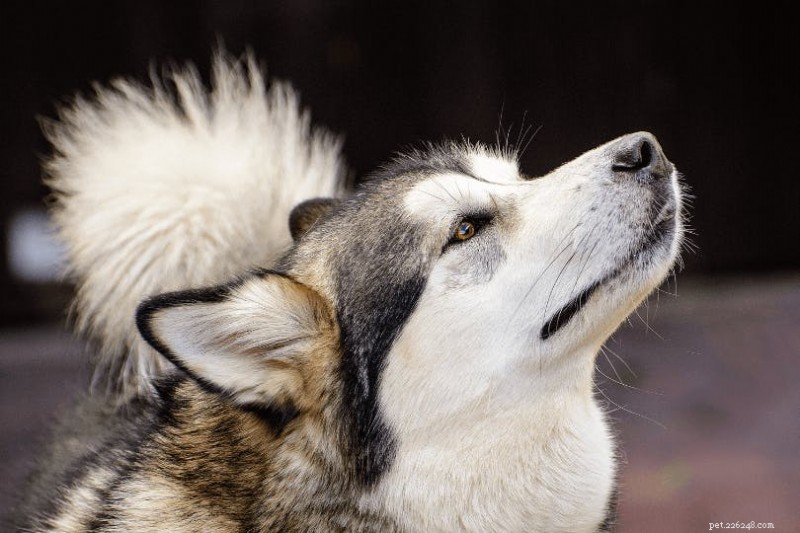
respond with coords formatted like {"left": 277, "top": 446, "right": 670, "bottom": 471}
{"left": 18, "top": 53, "right": 684, "bottom": 532}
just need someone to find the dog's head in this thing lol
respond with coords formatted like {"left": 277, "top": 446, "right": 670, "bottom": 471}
{"left": 138, "top": 132, "right": 683, "bottom": 484}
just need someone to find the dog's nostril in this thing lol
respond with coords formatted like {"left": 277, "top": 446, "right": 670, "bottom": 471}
{"left": 612, "top": 139, "right": 653, "bottom": 172}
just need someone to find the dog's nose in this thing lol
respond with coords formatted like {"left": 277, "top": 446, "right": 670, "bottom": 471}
{"left": 610, "top": 132, "right": 670, "bottom": 183}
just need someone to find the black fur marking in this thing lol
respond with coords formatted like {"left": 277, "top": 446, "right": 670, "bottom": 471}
{"left": 153, "top": 374, "right": 192, "bottom": 428}
{"left": 337, "top": 275, "right": 425, "bottom": 485}
{"left": 540, "top": 283, "right": 599, "bottom": 340}
{"left": 240, "top": 402, "right": 299, "bottom": 436}
{"left": 540, "top": 203, "right": 676, "bottom": 343}
{"left": 330, "top": 189, "right": 430, "bottom": 486}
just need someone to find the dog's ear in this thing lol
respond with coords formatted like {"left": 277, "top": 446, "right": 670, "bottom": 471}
{"left": 137, "top": 272, "right": 334, "bottom": 420}
{"left": 289, "top": 198, "right": 339, "bottom": 241}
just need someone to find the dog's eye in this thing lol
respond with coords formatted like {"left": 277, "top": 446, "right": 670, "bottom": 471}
{"left": 445, "top": 216, "right": 492, "bottom": 249}
{"left": 453, "top": 220, "right": 477, "bottom": 241}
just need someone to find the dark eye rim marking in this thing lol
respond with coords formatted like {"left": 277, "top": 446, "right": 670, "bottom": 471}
{"left": 444, "top": 215, "right": 493, "bottom": 250}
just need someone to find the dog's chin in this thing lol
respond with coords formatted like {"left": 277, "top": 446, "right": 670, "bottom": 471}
{"left": 540, "top": 209, "right": 680, "bottom": 343}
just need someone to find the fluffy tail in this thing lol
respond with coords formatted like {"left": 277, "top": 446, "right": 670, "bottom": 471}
{"left": 44, "top": 52, "right": 345, "bottom": 400}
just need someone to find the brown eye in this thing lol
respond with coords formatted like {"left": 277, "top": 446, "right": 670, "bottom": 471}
{"left": 454, "top": 220, "right": 476, "bottom": 241}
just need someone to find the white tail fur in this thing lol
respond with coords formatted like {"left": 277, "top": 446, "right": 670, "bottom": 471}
{"left": 44, "top": 52, "right": 345, "bottom": 399}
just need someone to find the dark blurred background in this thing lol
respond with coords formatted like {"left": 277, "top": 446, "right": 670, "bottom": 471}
{"left": 1, "top": 1, "right": 798, "bottom": 531}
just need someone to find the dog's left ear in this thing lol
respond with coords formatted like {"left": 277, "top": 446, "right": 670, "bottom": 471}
{"left": 137, "top": 272, "right": 335, "bottom": 417}
{"left": 289, "top": 198, "right": 339, "bottom": 241}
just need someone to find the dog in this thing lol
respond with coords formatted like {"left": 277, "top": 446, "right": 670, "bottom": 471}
{"left": 17, "top": 53, "right": 684, "bottom": 532}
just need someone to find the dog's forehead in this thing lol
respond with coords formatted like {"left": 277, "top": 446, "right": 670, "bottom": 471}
{"left": 403, "top": 155, "right": 521, "bottom": 221}
{"left": 352, "top": 145, "right": 518, "bottom": 220}
{"left": 370, "top": 142, "right": 518, "bottom": 185}
{"left": 468, "top": 151, "right": 520, "bottom": 183}
{"left": 403, "top": 173, "right": 492, "bottom": 221}
{"left": 295, "top": 143, "right": 521, "bottom": 256}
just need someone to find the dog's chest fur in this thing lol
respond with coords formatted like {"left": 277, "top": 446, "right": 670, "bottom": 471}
{"left": 38, "top": 376, "right": 613, "bottom": 533}
{"left": 369, "top": 393, "right": 615, "bottom": 532}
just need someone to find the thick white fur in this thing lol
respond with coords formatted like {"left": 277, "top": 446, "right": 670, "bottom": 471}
{"left": 45, "top": 53, "right": 344, "bottom": 398}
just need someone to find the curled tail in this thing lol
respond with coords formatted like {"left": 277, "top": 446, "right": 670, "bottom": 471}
{"left": 44, "top": 52, "right": 345, "bottom": 399}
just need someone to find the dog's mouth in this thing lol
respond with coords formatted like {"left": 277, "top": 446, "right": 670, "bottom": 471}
{"left": 631, "top": 203, "right": 677, "bottom": 259}
{"left": 539, "top": 282, "right": 600, "bottom": 340}
{"left": 539, "top": 203, "right": 678, "bottom": 341}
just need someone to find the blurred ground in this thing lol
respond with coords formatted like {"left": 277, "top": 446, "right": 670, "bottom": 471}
{"left": 1, "top": 274, "right": 798, "bottom": 530}
{"left": 0, "top": 323, "right": 89, "bottom": 527}
{"left": 601, "top": 274, "right": 800, "bottom": 532}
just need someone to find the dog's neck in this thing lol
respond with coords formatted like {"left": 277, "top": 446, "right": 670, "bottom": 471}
{"left": 364, "top": 348, "right": 616, "bottom": 532}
